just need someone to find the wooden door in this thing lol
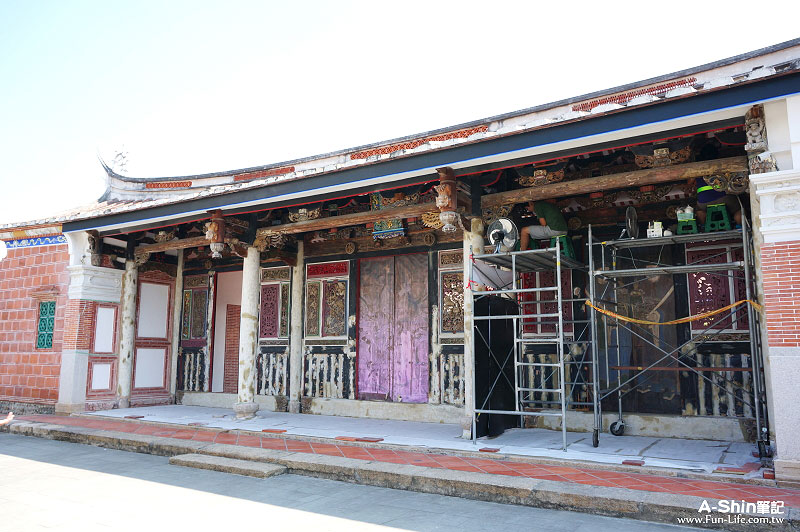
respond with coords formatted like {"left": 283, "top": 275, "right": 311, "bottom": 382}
{"left": 357, "top": 257, "right": 394, "bottom": 400}
{"left": 392, "top": 253, "right": 429, "bottom": 402}
{"left": 133, "top": 278, "right": 173, "bottom": 404}
{"left": 357, "top": 254, "right": 429, "bottom": 403}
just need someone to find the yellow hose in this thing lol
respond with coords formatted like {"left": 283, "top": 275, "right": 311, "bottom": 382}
{"left": 584, "top": 299, "right": 763, "bottom": 326}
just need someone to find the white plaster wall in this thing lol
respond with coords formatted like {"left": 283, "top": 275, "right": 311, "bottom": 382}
{"left": 65, "top": 231, "right": 91, "bottom": 266}
{"left": 765, "top": 94, "right": 800, "bottom": 173}
{"left": 764, "top": 99, "right": 793, "bottom": 171}
{"left": 211, "top": 270, "right": 242, "bottom": 393}
{"left": 788, "top": 95, "right": 800, "bottom": 171}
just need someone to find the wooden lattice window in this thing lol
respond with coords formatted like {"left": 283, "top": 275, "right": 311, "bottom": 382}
{"left": 305, "top": 262, "right": 349, "bottom": 338}
{"left": 36, "top": 301, "right": 56, "bottom": 349}
{"left": 181, "top": 289, "right": 208, "bottom": 340}
{"left": 520, "top": 271, "right": 573, "bottom": 335}
{"left": 260, "top": 267, "right": 291, "bottom": 339}
{"left": 439, "top": 250, "right": 464, "bottom": 335}
{"left": 687, "top": 243, "right": 749, "bottom": 332}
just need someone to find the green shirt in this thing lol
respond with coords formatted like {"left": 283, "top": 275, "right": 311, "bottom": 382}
{"left": 533, "top": 201, "right": 567, "bottom": 232}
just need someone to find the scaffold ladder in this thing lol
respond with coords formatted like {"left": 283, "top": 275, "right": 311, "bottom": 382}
{"left": 470, "top": 242, "right": 570, "bottom": 451}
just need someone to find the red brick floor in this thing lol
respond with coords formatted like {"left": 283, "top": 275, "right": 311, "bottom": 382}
{"left": 19, "top": 415, "right": 800, "bottom": 508}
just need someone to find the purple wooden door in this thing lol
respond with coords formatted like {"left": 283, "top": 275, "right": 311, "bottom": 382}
{"left": 392, "top": 254, "right": 429, "bottom": 403}
{"left": 357, "top": 257, "right": 394, "bottom": 400}
{"left": 357, "top": 254, "right": 429, "bottom": 403}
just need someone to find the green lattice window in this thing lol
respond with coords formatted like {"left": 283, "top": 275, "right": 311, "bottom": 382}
{"left": 36, "top": 301, "right": 55, "bottom": 349}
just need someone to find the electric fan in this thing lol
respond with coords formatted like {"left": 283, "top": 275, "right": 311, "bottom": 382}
{"left": 486, "top": 218, "right": 519, "bottom": 253}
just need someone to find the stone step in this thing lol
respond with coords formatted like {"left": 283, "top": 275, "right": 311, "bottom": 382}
{"left": 7, "top": 420, "right": 798, "bottom": 532}
{"left": 169, "top": 453, "right": 286, "bottom": 478}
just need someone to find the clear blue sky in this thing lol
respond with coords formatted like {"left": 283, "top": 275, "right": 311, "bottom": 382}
{"left": 0, "top": 0, "right": 797, "bottom": 225}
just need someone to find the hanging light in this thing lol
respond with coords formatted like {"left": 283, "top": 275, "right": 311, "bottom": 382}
{"left": 209, "top": 242, "right": 225, "bottom": 258}
{"left": 439, "top": 211, "right": 459, "bottom": 233}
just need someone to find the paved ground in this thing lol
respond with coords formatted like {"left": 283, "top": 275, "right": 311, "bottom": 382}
{"left": 85, "top": 405, "right": 756, "bottom": 473}
{"left": 0, "top": 433, "right": 704, "bottom": 532}
{"left": 19, "top": 414, "right": 794, "bottom": 507}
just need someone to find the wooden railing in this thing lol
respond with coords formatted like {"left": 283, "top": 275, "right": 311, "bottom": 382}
{"left": 256, "top": 350, "right": 288, "bottom": 396}
{"left": 177, "top": 348, "right": 209, "bottom": 392}
{"left": 303, "top": 350, "right": 355, "bottom": 399}
{"left": 519, "top": 348, "right": 755, "bottom": 418}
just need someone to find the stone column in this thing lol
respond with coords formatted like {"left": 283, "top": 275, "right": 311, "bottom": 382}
{"left": 234, "top": 246, "right": 260, "bottom": 419}
{"left": 204, "top": 271, "right": 216, "bottom": 392}
{"left": 168, "top": 250, "right": 184, "bottom": 400}
{"left": 461, "top": 218, "right": 484, "bottom": 438}
{"left": 750, "top": 96, "right": 800, "bottom": 485}
{"left": 288, "top": 241, "right": 305, "bottom": 414}
{"left": 117, "top": 258, "right": 138, "bottom": 408}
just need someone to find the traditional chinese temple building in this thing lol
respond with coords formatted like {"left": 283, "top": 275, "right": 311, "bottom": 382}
{"left": 2, "top": 39, "right": 800, "bottom": 482}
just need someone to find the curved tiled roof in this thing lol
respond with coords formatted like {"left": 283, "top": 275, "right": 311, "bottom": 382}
{"left": 3, "top": 38, "right": 799, "bottom": 232}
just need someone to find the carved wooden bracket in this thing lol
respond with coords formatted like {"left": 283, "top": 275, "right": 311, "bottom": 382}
{"left": 224, "top": 238, "right": 249, "bottom": 258}
{"left": 435, "top": 167, "right": 458, "bottom": 212}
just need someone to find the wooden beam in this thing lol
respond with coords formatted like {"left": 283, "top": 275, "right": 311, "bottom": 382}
{"left": 256, "top": 202, "right": 437, "bottom": 237}
{"left": 481, "top": 157, "right": 748, "bottom": 208}
{"left": 264, "top": 249, "right": 298, "bottom": 267}
{"left": 136, "top": 235, "right": 208, "bottom": 256}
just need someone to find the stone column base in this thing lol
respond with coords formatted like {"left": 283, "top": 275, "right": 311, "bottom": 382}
{"left": 774, "top": 459, "right": 800, "bottom": 488}
{"left": 233, "top": 401, "right": 259, "bottom": 420}
{"left": 288, "top": 399, "right": 301, "bottom": 414}
{"left": 460, "top": 416, "right": 472, "bottom": 439}
{"left": 117, "top": 397, "right": 130, "bottom": 409}
{"left": 54, "top": 402, "right": 86, "bottom": 415}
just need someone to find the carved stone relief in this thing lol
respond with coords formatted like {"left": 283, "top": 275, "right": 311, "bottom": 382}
{"left": 745, "top": 105, "right": 778, "bottom": 174}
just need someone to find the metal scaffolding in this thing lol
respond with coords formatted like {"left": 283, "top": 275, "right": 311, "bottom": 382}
{"left": 469, "top": 241, "right": 587, "bottom": 451}
{"left": 466, "top": 217, "right": 769, "bottom": 457}
{"left": 586, "top": 216, "right": 769, "bottom": 455}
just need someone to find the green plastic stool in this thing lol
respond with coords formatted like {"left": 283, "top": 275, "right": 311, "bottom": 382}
{"left": 677, "top": 219, "right": 698, "bottom": 235}
{"left": 550, "top": 235, "right": 575, "bottom": 259}
{"left": 705, "top": 204, "right": 731, "bottom": 232}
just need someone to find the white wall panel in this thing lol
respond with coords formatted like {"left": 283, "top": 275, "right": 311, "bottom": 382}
{"left": 93, "top": 307, "right": 116, "bottom": 353}
{"left": 90, "top": 363, "right": 112, "bottom": 391}
{"left": 134, "top": 347, "right": 166, "bottom": 388}
{"left": 138, "top": 282, "right": 169, "bottom": 338}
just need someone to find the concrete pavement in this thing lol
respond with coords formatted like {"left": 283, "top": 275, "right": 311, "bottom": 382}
{"left": 3, "top": 416, "right": 798, "bottom": 531}
{"left": 83, "top": 405, "right": 758, "bottom": 475}
{"left": 0, "top": 433, "right": 703, "bottom": 532}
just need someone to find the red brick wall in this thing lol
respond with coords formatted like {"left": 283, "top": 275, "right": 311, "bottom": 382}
{"left": 0, "top": 243, "right": 69, "bottom": 406}
{"left": 63, "top": 300, "right": 95, "bottom": 351}
{"left": 760, "top": 241, "right": 800, "bottom": 347}
{"left": 223, "top": 304, "right": 240, "bottom": 393}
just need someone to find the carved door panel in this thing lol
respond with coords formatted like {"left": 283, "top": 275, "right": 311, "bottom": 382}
{"left": 260, "top": 285, "right": 280, "bottom": 337}
{"left": 688, "top": 249, "right": 733, "bottom": 330}
{"left": 392, "top": 254, "right": 429, "bottom": 403}
{"left": 357, "top": 254, "right": 430, "bottom": 403}
{"left": 357, "top": 257, "right": 394, "bottom": 400}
